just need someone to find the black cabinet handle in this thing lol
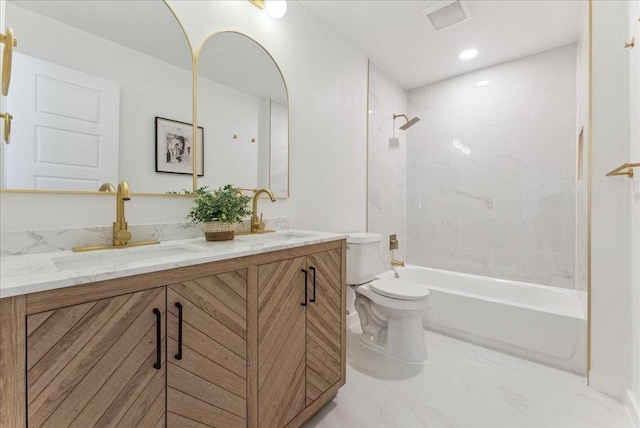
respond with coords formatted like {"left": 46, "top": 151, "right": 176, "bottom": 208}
{"left": 310, "top": 266, "right": 317, "bottom": 303}
{"left": 153, "top": 308, "right": 161, "bottom": 370}
{"left": 301, "top": 269, "right": 308, "bottom": 306}
{"left": 175, "top": 302, "right": 183, "bottom": 360}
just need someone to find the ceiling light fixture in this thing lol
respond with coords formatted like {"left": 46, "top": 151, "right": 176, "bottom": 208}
{"left": 459, "top": 48, "right": 478, "bottom": 60}
{"left": 476, "top": 80, "right": 490, "bottom": 86}
{"left": 249, "top": 0, "right": 287, "bottom": 19}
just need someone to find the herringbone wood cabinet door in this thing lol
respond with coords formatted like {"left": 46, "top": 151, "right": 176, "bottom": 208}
{"left": 26, "top": 287, "right": 166, "bottom": 427}
{"left": 257, "top": 256, "right": 307, "bottom": 428}
{"left": 305, "top": 249, "right": 342, "bottom": 405}
{"left": 167, "top": 269, "right": 248, "bottom": 427}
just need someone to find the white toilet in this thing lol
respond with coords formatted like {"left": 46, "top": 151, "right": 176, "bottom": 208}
{"left": 347, "top": 233, "right": 431, "bottom": 363}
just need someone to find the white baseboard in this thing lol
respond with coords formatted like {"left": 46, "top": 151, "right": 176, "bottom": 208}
{"left": 589, "top": 370, "right": 624, "bottom": 399}
{"left": 624, "top": 389, "right": 640, "bottom": 428}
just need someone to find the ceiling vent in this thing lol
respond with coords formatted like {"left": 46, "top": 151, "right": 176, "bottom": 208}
{"left": 422, "top": 1, "right": 470, "bottom": 31}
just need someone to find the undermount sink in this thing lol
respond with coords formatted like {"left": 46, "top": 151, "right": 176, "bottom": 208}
{"left": 236, "top": 231, "right": 317, "bottom": 242}
{"left": 52, "top": 244, "right": 203, "bottom": 271}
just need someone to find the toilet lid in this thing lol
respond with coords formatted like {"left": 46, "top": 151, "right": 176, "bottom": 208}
{"left": 370, "top": 279, "right": 430, "bottom": 300}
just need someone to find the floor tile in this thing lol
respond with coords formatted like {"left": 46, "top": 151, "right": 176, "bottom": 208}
{"left": 304, "top": 328, "right": 633, "bottom": 428}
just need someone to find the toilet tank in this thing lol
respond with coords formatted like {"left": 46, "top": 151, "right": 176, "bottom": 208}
{"left": 346, "top": 233, "right": 381, "bottom": 285}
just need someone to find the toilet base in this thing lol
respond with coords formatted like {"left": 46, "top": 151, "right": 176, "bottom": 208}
{"left": 354, "top": 288, "right": 429, "bottom": 363}
{"left": 358, "top": 315, "right": 428, "bottom": 363}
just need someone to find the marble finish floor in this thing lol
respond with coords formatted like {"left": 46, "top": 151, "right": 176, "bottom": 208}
{"left": 305, "top": 327, "right": 632, "bottom": 428}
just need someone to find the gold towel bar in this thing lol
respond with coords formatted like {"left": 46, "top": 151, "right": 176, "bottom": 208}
{"left": 606, "top": 162, "right": 640, "bottom": 178}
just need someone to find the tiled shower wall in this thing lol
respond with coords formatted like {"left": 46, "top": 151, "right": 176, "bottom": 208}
{"left": 406, "top": 45, "right": 578, "bottom": 288}
{"left": 368, "top": 62, "right": 407, "bottom": 275}
{"left": 576, "top": 3, "right": 590, "bottom": 310}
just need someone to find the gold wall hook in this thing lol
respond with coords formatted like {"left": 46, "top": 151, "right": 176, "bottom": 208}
{"left": 0, "top": 112, "right": 13, "bottom": 144}
{"left": 625, "top": 37, "right": 635, "bottom": 49}
{"left": 1, "top": 28, "right": 18, "bottom": 96}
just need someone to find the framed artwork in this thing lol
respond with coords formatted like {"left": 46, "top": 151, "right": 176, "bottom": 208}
{"left": 155, "top": 116, "right": 204, "bottom": 176}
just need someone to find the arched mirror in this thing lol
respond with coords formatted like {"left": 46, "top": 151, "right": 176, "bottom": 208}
{"left": 195, "top": 32, "right": 289, "bottom": 198}
{"left": 1, "top": 0, "right": 195, "bottom": 193}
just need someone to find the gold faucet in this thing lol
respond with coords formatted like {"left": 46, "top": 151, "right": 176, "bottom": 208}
{"left": 251, "top": 188, "right": 276, "bottom": 233}
{"left": 72, "top": 180, "right": 160, "bottom": 252}
{"left": 99, "top": 182, "right": 116, "bottom": 192}
{"left": 113, "top": 180, "right": 132, "bottom": 246}
{"left": 391, "top": 259, "right": 405, "bottom": 268}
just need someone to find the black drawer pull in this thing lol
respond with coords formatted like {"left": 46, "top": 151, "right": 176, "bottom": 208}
{"left": 301, "top": 269, "right": 308, "bottom": 306}
{"left": 153, "top": 308, "right": 161, "bottom": 370}
{"left": 175, "top": 302, "right": 183, "bottom": 360}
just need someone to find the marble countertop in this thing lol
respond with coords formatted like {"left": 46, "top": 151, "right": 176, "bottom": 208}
{"left": 0, "top": 230, "right": 347, "bottom": 298}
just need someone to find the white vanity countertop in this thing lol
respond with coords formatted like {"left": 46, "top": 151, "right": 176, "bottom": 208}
{"left": 0, "top": 230, "right": 347, "bottom": 298}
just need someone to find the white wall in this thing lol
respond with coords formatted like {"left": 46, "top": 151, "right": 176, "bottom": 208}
{"left": 367, "top": 62, "right": 407, "bottom": 274}
{"left": 406, "top": 45, "right": 577, "bottom": 288}
{"left": 0, "top": 1, "right": 368, "bottom": 234}
{"left": 589, "top": 0, "right": 635, "bottom": 408}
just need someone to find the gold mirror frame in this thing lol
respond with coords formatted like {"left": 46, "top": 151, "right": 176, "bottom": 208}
{"left": 193, "top": 30, "right": 290, "bottom": 199}
{"left": 1, "top": 27, "right": 17, "bottom": 96}
{"left": 0, "top": 0, "right": 197, "bottom": 197}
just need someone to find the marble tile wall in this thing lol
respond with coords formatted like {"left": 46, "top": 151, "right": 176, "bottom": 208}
{"left": 367, "top": 62, "right": 407, "bottom": 275}
{"left": 406, "top": 45, "right": 578, "bottom": 288}
{"left": 575, "top": 4, "right": 590, "bottom": 313}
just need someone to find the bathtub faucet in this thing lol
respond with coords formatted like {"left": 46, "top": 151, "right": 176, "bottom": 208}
{"left": 391, "top": 259, "right": 405, "bottom": 268}
{"left": 391, "top": 259, "right": 404, "bottom": 278}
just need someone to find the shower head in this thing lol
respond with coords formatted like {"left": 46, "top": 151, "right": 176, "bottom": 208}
{"left": 393, "top": 114, "right": 421, "bottom": 130}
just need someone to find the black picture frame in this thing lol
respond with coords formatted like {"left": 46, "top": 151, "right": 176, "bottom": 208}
{"left": 155, "top": 116, "right": 204, "bottom": 176}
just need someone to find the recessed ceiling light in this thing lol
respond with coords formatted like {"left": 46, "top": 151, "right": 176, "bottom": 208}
{"left": 459, "top": 49, "right": 478, "bottom": 60}
{"left": 265, "top": 0, "right": 287, "bottom": 19}
{"left": 476, "top": 80, "right": 490, "bottom": 86}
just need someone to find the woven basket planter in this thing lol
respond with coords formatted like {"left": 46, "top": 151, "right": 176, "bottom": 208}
{"left": 203, "top": 221, "right": 235, "bottom": 241}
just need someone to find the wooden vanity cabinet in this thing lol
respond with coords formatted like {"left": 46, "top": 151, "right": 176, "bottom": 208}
{"left": 26, "top": 287, "right": 167, "bottom": 428}
{"left": 257, "top": 247, "right": 345, "bottom": 428}
{"left": 0, "top": 240, "right": 346, "bottom": 428}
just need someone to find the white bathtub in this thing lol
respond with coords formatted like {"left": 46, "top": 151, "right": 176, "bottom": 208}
{"left": 377, "top": 265, "right": 586, "bottom": 374}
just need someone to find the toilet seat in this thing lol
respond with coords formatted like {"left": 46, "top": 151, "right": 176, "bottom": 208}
{"left": 370, "top": 279, "right": 430, "bottom": 301}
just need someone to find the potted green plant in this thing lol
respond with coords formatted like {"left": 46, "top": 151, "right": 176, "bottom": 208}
{"left": 187, "top": 184, "right": 252, "bottom": 241}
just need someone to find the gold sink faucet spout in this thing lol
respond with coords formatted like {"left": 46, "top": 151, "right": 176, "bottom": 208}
{"left": 251, "top": 188, "right": 276, "bottom": 233}
{"left": 113, "top": 180, "right": 132, "bottom": 246}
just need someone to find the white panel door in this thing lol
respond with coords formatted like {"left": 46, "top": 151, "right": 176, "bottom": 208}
{"left": 4, "top": 52, "right": 119, "bottom": 190}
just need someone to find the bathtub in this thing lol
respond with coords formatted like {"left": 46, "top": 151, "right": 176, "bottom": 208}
{"left": 376, "top": 265, "right": 586, "bottom": 374}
